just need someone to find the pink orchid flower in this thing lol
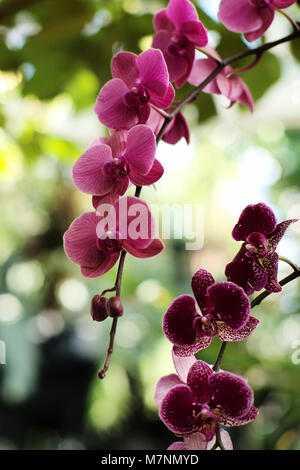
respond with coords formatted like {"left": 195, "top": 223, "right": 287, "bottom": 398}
{"left": 168, "top": 429, "right": 233, "bottom": 450}
{"left": 95, "top": 49, "right": 174, "bottom": 130}
{"left": 218, "top": 0, "right": 297, "bottom": 42}
{"left": 155, "top": 352, "right": 258, "bottom": 441}
{"left": 189, "top": 55, "right": 254, "bottom": 111}
{"left": 72, "top": 125, "right": 163, "bottom": 208}
{"left": 63, "top": 196, "right": 164, "bottom": 278}
{"left": 147, "top": 108, "right": 190, "bottom": 145}
{"left": 152, "top": 0, "right": 208, "bottom": 88}
{"left": 225, "top": 202, "right": 297, "bottom": 295}
{"left": 163, "top": 269, "right": 259, "bottom": 357}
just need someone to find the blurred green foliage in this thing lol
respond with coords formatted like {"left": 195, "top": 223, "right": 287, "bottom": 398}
{"left": 0, "top": 0, "right": 300, "bottom": 451}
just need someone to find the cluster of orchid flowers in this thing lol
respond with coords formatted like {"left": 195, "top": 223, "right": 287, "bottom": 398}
{"left": 63, "top": 0, "right": 299, "bottom": 451}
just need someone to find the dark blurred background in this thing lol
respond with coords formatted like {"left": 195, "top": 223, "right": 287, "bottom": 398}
{"left": 0, "top": 0, "right": 300, "bottom": 450}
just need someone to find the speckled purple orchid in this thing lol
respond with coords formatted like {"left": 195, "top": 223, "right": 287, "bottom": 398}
{"left": 163, "top": 269, "right": 258, "bottom": 356}
{"left": 152, "top": 0, "right": 208, "bottom": 88}
{"left": 155, "top": 353, "right": 258, "bottom": 440}
{"left": 95, "top": 49, "right": 174, "bottom": 130}
{"left": 72, "top": 125, "right": 163, "bottom": 208}
{"left": 168, "top": 429, "right": 233, "bottom": 450}
{"left": 225, "top": 202, "right": 297, "bottom": 295}
{"left": 218, "top": 0, "right": 297, "bottom": 42}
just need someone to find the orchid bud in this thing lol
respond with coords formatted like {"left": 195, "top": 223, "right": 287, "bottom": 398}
{"left": 91, "top": 295, "right": 108, "bottom": 322}
{"left": 107, "top": 296, "right": 124, "bottom": 318}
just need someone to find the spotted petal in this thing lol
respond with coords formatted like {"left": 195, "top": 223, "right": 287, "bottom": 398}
{"left": 160, "top": 384, "right": 195, "bottom": 436}
{"left": 217, "top": 316, "right": 259, "bottom": 342}
{"left": 232, "top": 203, "right": 277, "bottom": 241}
{"left": 163, "top": 295, "right": 198, "bottom": 347}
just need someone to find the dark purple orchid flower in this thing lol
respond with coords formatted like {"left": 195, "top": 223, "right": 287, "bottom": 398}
{"left": 152, "top": 0, "right": 208, "bottom": 88}
{"left": 163, "top": 269, "right": 258, "bottom": 356}
{"left": 168, "top": 429, "right": 233, "bottom": 450}
{"left": 72, "top": 125, "right": 163, "bottom": 208}
{"left": 95, "top": 49, "right": 174, "bottom": 130}
{"left": 155, "top": 352, "right": 258, "bottom": 440}
{"left": 218, "top": 0, "right": 297, "bottom": 42}
{"left": 225, "top": 203, "right": 297, "bottom": 295}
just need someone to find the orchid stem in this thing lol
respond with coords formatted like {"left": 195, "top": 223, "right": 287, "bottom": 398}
{"left": 98, "top": 186, "right": 142, "bottom": 379}
{"left": 277, "top": 9, "right": 300, "bottom": 32}
{"left": 251, "top": 270, "right": 300, "bottom": 308}
{"left": 213, "top": 341, "right": 227, "bottom": 372}
{"left": 278, "top": 255, "right": 300, "bottom": 273}
{"left": 211, "top": 426, "right": 225, "bottom": 451}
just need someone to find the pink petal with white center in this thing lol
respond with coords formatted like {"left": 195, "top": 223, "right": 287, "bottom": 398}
{"left": 72, "top": 144, "right": 114, "bottom": 196}
{"left": 155, "top": 374, "right": 183, "bottom": 408}
{"left": 167, "top": 0, "right": 199, "bottom": 28}
{"left": 63, "top": 212, "right": 100, "bottom": 268}
{"left": 268, "top": 219, "right": 298, "bottom": 251}
{"left": 111, "top": 52, "right": 139, "bottom": 88}
{"left": 218, "top": 405, "right": 258, "bottom": 427}
{"left": 149, "top": 82, "right": 175, "bottom": 109}
{"left": 179, "top": 20, "right": 208, "bottom": 47}
{"left": 244, "top": 7, "right": 275, "bottom": 42}
{"left": 187, "top": 360, "right": 213, "bottom": 403}
{"left": 153, "top": 9, "right": 175, "bottom": 33}
{"left": 218, "top": 0, "right": 264, "bottom": 34}
{"left": 124, "top": 125, "right": 156, "bottom": 175}
{"left": 129, "top": 159, "right": 164, "bottom": 186}
{"left": 217, "top": 316, "right": 259, "bottom": 342}
{"left": 173, "top": 336, "right": 212, "bottom": 356}
{"left": 172, "top": 351, "right": 197, "bottom": 383}
{"left": 163, "top": 295, "right": 198, "bottom": 347}
{"left": 208, "top": 281, "right": 250, "bottom": 330}
{"left": 137, "top": 48, "right": 169, "bottom": 97}
{"left": 206, "top": 430, "right": 233, "bottom": 450}
{"left": 168, "top": 442, "right": 187, "bottom": 450}
{"left": 232, "top": 202, "right": 277, "bottom": 241}
{"left": 191, "top": 269, "right": 215, "bottom": 315}
{"left": 188, "top": 58, "right": 220, "bottom": 94}
{"left": 95, "top": 78, "right": 138, "bottom": 130}
{"left": 209, "top": 372, "right": 254, "bottom": 421}
{"left": 81, "top": 252, "right": 120, "bottom": 278}
{"left": 184, "top": 432, "right": 208, "bottom": 450}
{"left": 123, "top": 237, "right": 164, "bottom": 259}
{"left": 160, "top": 384, "right": 195, "bottom": 436}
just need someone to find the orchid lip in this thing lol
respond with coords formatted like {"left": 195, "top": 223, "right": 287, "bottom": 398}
{"left": 97, "top": 231, "right": 122, "bottom": 254}
{"left": 103, "top": 156, "right": 130, "bottom": 181}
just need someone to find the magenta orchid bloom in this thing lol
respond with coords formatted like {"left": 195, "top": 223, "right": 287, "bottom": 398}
{"left": 218, "top": 0, "right": 297, "bottom": 42}
{"left": 63, "top": 196, "right": 164, "bottom": 278}
{"left": 225, "top": 203, "right": 297, "bottom": 295}
{"left": 163, "top": 269, "right": 258, "bottom": 356}
{"left": 155, "top": 353, "right": 258, "bottom": 440}
{"left": 168, "top": 429, "right": 233, "bottom": 450}
{"left": 147, "top": 108, "right": 190, "bottom": 145}
{"left": 189, "top": 56, "right": 254, "bottom": 112}
{"left": 152, "top": 0, "right": 208, "bottom": 88}
{"left": 72, "top": 125, "right": 163, "bottom": 208}
{"left": 95, "top": 49, "right": 174, "bottom": 130}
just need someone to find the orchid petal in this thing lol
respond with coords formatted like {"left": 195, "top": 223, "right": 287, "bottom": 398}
{"left": 111, "top": 51, "right": 138, "bottom": 88}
